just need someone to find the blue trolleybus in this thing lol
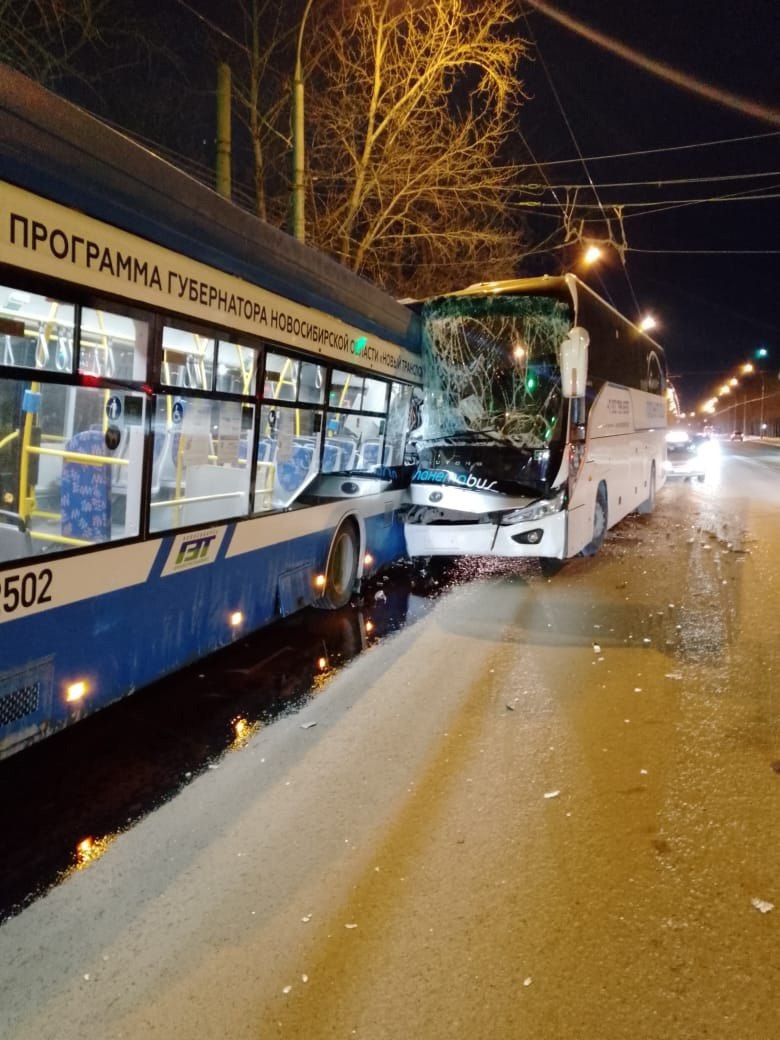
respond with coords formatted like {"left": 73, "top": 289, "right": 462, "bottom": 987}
{"left": 0, "top": 65, "right": 422, "bottom": 760}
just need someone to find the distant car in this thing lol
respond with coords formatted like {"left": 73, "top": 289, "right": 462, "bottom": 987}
{"left": 730, "top": 430, "right": 743, "bottom": 441}
{"left": 665, "top": 429, "right": 707, "bottom": 482}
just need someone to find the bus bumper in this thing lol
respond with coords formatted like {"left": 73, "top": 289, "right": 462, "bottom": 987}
{"left": 404, "top": 510, "right": 567, "bottom": 560}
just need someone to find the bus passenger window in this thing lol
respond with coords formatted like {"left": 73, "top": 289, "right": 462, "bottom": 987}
{"left": 384, "top": 383, "right": 414, "bottom": 466}
{"left": 0, "top": 285, "right": 75, "bottom": 373}
{"left": 80, "top": 309, "right": 149, "bottom": 381}
{"left": 215, "top": 341, "right": 258, "bottom": 396}
{"left": 161, "top": 326, "right": 215, "bottom": 390}
{"left": 149, "top": 395, "right": 253, "bottom": 532}
{"left": 0, "top": 379, "right": 146, "bottom": 560}
{"left": 254, "top": 403, "right": 322, "bottom": 512}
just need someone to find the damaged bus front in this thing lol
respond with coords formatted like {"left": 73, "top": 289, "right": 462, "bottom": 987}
{"left": 404, "top": 275, "right": 667, "bottom": 570}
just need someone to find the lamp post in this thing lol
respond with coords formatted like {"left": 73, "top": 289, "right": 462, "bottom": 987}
{"left": 291, "top": 0, "right": 315, "bottom": 242}
{"left": 754, "top": 348, "right": 769, "bottom": 437}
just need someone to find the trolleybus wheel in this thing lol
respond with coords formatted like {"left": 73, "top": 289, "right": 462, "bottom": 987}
{"left": 580, "top": 482, "right": 608, "bottom": 557}
{"left": 316, "top": 520, "right": 359, "bottom": 610}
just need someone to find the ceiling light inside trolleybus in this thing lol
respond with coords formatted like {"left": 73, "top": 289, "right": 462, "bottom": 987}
{"left": 66, "top": 680, "right": 89, "bottom": 702}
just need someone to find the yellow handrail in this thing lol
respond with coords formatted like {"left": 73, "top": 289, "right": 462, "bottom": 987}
{"left": 18, "top": 380, "right": 40, "bottom": 522}
{"left": 26, "top": 446, "right": 127, "bottom": 466}
{"left": 0, "top": 429, "right": 19, "bottom": 452}
{"left": 29, "top": 531, "right": 92, "bottom": 547}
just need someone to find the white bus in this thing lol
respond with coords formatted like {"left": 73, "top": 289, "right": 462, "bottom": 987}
{"left": 404, "top": 274, "right": 668, "bottom": 574}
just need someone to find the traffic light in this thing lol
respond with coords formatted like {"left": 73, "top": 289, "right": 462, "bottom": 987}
{"left": 755, "top": 347, "right": 768, "bottom": 359}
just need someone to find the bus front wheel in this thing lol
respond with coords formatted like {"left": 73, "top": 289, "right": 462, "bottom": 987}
{"left": 316, "top": 520, "right": 359, "bottom": 610}
{"left": 580, "top": 483, "right": 608, "bottom": 557}
{"left": 539, "top": 557, "right": 565, "bottom": 577}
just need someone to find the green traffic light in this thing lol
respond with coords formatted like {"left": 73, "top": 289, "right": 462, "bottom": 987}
{"left": 756, "top": 347, "right": 768, "bottom": 359}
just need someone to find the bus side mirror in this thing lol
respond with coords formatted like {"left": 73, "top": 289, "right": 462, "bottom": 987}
{"left": 560, "top": 327, "right": 590, "bottom": 398}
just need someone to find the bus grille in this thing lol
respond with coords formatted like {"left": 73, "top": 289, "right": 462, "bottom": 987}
{"left": 0, "top": 681, "right": 40, "bottom": 727}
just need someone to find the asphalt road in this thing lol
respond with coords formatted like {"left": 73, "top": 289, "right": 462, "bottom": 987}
{"left": 1, "top": 440, "right": 778, "bottom": 1040}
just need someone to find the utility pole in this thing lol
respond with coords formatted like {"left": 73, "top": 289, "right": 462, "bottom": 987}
{"left": 216, "top": 63, "right": 232, "bottom": 200}
{"left": 292, "top": 0, "right": 315, "bottom": 241}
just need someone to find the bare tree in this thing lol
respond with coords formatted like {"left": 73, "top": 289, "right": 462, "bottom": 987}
{"left": 0, "top": 0, "right": 108, "bottom": 85}
{"left": 301, "top": 0, "right": 530, "bottom": 297}
{"left": 204, "top": 0, "right": 295, "bottom": 222}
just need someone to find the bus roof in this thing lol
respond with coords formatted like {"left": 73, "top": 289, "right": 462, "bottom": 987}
{"left": 0, "top": 64, "right": 419, "bottom": 353}
{"left": 410, "top": 274, "right": 664, "bottom": 354}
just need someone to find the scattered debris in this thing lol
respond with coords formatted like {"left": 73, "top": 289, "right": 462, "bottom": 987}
{"left": 523, "top": 977, "right": 533, "bottom": 987}
{"left": 301, "top": 915, "right": 312, "bottom": 923}
{"left": 543, "top": 790, "right": 561, "bottom": 799}
{"left": 751, "top": 898, "right": 774, "bottom": 914}
{"left": 505, "top": 703, "right": 515, "bottom": 712}
{"left": 592, "top": 642, "right": 602, "bottom": 653}
{"left": 345, "top": 923, "right": 358, "bottom": 929}
{"left": 771, "top": 761, "right": 780, "bottom": 774}
{"left": 302, "top": 974, "right": 309, "bottom": 983}
{"left": 300, "top": 721, "right": 317, "bottom": 730}
{"left": 374, "top": 590, "right": 386, "bottom": 603}
{"left": 283, "top": 985, "right": 292, "bottom": 994}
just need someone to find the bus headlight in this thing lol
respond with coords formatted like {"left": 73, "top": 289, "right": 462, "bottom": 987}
{"left": 499, "top": 488, "right": 566, "bottom": 525}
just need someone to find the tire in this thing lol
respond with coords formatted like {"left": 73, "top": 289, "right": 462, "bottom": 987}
{"left": 637, "top": 463, "right": 656, "bottom": 515}
{"left": 426, "top": 555, "right": 457, "bottom": 579}
{"left": 539, "top": 557, "right": 565, "bottom": 577}
{"left": 580, "top": 483, "right": 608, "bottom": 557}
{"left": 315, "top": 521, "right": 359, "bottom": 610}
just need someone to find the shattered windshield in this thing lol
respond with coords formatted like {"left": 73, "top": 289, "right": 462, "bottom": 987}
{"left": 418, "top": 293, "right": 570, "bottom": 449}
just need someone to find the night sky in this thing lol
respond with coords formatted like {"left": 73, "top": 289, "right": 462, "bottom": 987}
{"left": 52, "top": 0, "right": 780, "bottom": 411}
{"left": 519, "top": 0, "right": 779, "bottom": 409}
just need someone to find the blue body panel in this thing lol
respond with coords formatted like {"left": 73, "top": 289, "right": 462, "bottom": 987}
{"left": 0, "top": 503, "right": 407, "bottom": 758}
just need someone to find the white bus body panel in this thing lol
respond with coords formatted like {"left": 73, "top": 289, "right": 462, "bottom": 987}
{"left": 566, "top": 384, "right": 666, "bottom": 556}
{"left": 405, "top": 383, "right": 666, "bottom": 562}
{"left": 404, "top": 509, "right": 567, "bottom": 559}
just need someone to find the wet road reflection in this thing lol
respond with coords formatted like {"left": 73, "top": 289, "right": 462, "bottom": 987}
{"left": 0, "top": 449, "right": 770, "bottom": 926}
{"left": 0, "top": 565, "right": 444, "bottom": 923}
{"left": 0, "top": 504, "right": 752, "bottom": 924}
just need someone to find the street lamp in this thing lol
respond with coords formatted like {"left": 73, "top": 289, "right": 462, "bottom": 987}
{"left": 639, "top": 315, "right": 656, "bottom": 332}
{"left": 753, "top": 347, "right": 770, "bottom": 437}
{"left": 292, "top": 0, "right": 315, "bottom": 242}
{"left": 583, "top": 245, "right": 602, "bottom": 266}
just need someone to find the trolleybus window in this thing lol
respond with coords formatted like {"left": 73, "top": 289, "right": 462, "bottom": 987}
{"left": 256, "top": 350, "right": 324, "bottom": 511}
{"left": 0, "top": 286, "right": 75, "bottom": 373}
{"left": 0, "top": 283, "right": 148, "bottom": 560}
{"left": 149, "top": 324, "right": 255, "bottom": 533}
